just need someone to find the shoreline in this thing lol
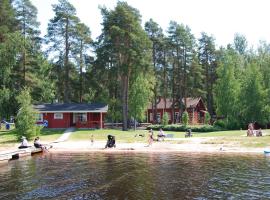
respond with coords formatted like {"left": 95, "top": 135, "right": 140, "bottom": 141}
{"left": 48, "top": 140, "right": 266, "bottom": 154}
{"left": 1, "top": 138, "right": 268, "bottom": 155}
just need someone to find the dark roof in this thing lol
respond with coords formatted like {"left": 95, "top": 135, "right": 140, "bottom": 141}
{"left": 34, "top": 103, "right": 108, "bottom": 113}
{"left": 148, "top": 97, "right": 205, "bottom": 109}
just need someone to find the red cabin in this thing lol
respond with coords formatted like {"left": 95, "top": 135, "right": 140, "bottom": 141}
{"left": 34, "top": 103, "right": 108, "bottom": 129}
{"left": 147, "top": 97, "right": 207, "bottom": 124}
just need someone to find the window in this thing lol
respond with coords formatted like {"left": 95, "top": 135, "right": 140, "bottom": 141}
{"left": 36, "top": 113, "right": 43, "bottom": 122}
{"left": 150, "top": 113, "right": 153, "bottom": 121}
{"left": 76, "top": 113, "right": 87, "bottom": 122}
{"left": 174, "top": 112, "right": 179, "bottom": 121}
{"left": 54, "top": 113, "right": 63, "bottom": 119}
{"left": 157, "top": 113, "right": 161, "bottom": 123}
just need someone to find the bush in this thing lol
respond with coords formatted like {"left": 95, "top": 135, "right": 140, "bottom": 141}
{"left": 147, "top": 124, "right": 224, "bottom": 132}
{"left": 213, "top": 119, "right": 226, "bottom": 128}
{"left": 204, "top": 112, "right": 211, "bottom": 124}
{"left": 15, "top": 89, "right": 40, "bottom": 140}
{"left": 182, "top": 111, "right": 189, "bottom": 126}
{"left": 162, "top": 112, "right": 169, "bottom": 126}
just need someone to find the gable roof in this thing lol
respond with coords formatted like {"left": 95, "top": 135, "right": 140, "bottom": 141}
{"left": 34, "top": 103, "right": 108, "bottom": 113}
{"left": 185, "top": 97, "right": 201, "bottom": 108}
{"left": 148, "top": 97, "right": 204, "bottom": 109}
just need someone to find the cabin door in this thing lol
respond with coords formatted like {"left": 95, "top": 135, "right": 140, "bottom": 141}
{"left": 70, "top": 113, "right": 75, "bottom": 126}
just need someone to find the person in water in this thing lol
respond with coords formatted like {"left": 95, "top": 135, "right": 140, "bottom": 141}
{"left": 18, "top": 136, "right": 30, "bottom": 149}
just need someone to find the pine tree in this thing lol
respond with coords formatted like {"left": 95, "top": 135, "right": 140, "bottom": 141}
{"left": 97, "top": 2, "right": 152, "bottom": 130}
{"left": 45, "top": 0, "right": 79, "bottom": 102}
{"left": 14, "top": 0, "right": 41, "bottom": 86}
{"left": 167, "top": 21, "right": 196, "bottom": 122}
{"left": 0, "top": 0, "right": 17, "bottom": 43}
{"left": 198, "top": 32, "right": 217, "bottom": 116}
{"left": 145, "top": 18, "right": 164, "bottom": 123}
{"left": 74, "top": 22, "right": 92, "bottom": 102}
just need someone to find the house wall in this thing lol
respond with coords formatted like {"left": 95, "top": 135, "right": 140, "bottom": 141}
{"left": 41, "top": 112, "right": 106, "bottom": 128}
{"left": 148, "top": 108, "right": 203, "bottom": 125}
{"left": 147, "top": 109, "right": 174, "bottom": 124}
{"left": 76, "top": 113, "right": 105, "bottom": 128}
{"left": 43, "top": 113, "right": 71, "bottom": 128}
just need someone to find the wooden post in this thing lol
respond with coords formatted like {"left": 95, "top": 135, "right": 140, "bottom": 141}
{"left": 100, "top": 112, "right": 102, "bottom": 129}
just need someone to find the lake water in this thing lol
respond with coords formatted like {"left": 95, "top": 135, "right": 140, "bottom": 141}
{"left": 0, "top": 152, "right": 270, "bottom": 199}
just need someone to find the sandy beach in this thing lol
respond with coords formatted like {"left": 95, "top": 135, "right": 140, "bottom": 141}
{"left": 48, "top": 137, "right": 266, "bottom": 154}
{"left": 1, "top": 137, "right": 267, "bottom": 154}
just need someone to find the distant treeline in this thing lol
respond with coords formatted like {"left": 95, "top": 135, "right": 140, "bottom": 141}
{"left": 1, "top": 0, "right": 270, "bottom": 130}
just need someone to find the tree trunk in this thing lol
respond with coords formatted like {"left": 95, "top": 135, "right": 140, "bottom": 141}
{"left": 23, "top": 6, "right": 26, "bottom": 87}
{"left": 64, "top": 18, "right": 69, "bottom": 103}
{"left": 122, "top": 75, "right": 129, "bottom": 131}
{"left": 79, "top": 39, "right": 83, "bottom": 102}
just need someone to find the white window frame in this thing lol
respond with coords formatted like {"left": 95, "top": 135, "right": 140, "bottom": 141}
{"left": 36, "top": 113, "right": 43, "bottom": 122}
{"left": 54, "top": 113, "right": 63, "bottom": 119}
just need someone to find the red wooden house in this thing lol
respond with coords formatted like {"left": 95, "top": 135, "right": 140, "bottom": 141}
{"left": 147, "top": 97, "right": 207, "bottom": 124}
{"left": 34, "top": 103, "right": 108, "bottom": 129}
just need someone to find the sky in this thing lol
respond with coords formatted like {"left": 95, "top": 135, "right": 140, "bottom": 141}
{"left": 31, "top": 0, "right": 270, "bottom": 48}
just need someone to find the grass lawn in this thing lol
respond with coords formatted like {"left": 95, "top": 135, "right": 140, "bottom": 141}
{"left": 38, "top": 129, "right": 65, "bottom": 142}
{"left": 69, "top": 129, "right": 248, "bottom": 141}
{"left": 0, "top": 128, "right": 64, "bottom": 148}
{"left": 69, "top": 129, "right": 149, "bottom": 143}
{"left": 69, "top": 128, "right": 270, "bottom": 148}
{"left": 2, "top": 127, "right": 270, "bottom": 149}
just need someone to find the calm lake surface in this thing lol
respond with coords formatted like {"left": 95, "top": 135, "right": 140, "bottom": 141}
{"left": 0, "top": 152, "right": 270, "bottom": 200}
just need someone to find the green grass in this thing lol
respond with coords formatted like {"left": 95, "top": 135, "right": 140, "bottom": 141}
{"left": 0, "top": 128, "right": 64, "bottom": 148}
{"left": 69, "top": 128, "right": 270, "bottom": 148}
{"left": 0, "top": 129, "right": 17, "bottom": 147}
{"left": 39, "top": 129, "right": 65, "bottom": 142}
{"left": 2, "top": 128, "right": 270, "bottom": 149}
{"left": 69, "top": 129, "right": 149, "bottom": 143}
{"left": 191, "top": 130, "right": 246, "bottom": 137}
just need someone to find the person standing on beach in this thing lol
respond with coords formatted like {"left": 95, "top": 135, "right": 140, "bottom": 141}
{"left": 90, "top": 134, "right": 94, "bottom": 146}
{"left": 147, "top": 129, "right": 154, "bottom": 146}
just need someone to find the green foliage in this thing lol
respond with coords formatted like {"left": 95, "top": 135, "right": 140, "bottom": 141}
{"left": 107, "top": 97, "right": 122, "bottom": 122}
{"left": 0, "top": 0, "right": 17, "bottom": 42}
{"left": 182, "top": 111, "right": 189, "bottom": 126}
{"left": 45, "top": 0, "right": 79, "bottom": 102}
{"left": 162, "top": 112, "right": 169, "bottom": 126}
{"left": 147, "top": 124, "right": 224, "bottom": 132}
{"left": 204, "top": 112, "right": 211, "bottom": 125}
{"left": 213, "top": 119, "right": 226, "bottom": 129}
{"left": 198, "top": 32, "right": 216, "bottom": 115}
{"left": 97, "top": 2, "right": 152, "bottom": 130}
{"left": 15, "top": 88, "right": 40, "bottom": 140}
{"left": 214, "top": 49, "right": 240, "bottom": 126}
{"left": 239, "top": 63, "right": 267, "bottom": 124}
{"left": 129, "top": 74, "right": 154, "bottom": 121}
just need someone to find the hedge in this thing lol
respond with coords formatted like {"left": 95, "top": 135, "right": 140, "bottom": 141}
{"left": 146, "top": 124, "right": 225, "bottom": 132}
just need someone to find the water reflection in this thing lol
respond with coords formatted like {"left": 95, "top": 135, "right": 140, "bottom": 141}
{"left": 0, "top": 153, "right": 270, "bottom": 199}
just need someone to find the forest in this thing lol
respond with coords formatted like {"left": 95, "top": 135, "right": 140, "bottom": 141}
{"left": 1, "top": 0, "right": 270, "bottom": 130}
